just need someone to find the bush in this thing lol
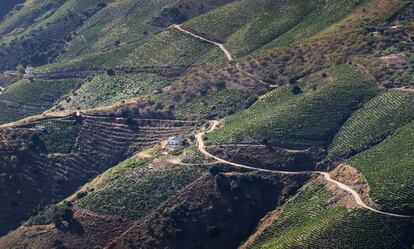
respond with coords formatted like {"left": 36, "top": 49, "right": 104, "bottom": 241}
{"left": 291, "top": 85, "right": 303, "bottom": 95}
{"left": 28, "top": 204, "right": 74, "bottom": 229}
{"left": 206, "top": 225, "right": 220, "bottom": 237}
{"left": 106, "top": 68, "right": 116, "bottom": 76}
{"left": 76, "top": 191, "right": 87, "bottom": 199}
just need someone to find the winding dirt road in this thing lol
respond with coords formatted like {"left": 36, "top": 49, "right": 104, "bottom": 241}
{"left": 194, "top": 121, "right": 413, "bottom": 218}
{"left": 172, "top": 24, "right": 279, "bottom": 89}
{"left": 172, "top": 24, "right": 234, "bottom": 61}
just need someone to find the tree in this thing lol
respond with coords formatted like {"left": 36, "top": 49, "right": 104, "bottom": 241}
{"left": 16, "top": 64, "right": 25, "bottom": 74}
{"left": 52, "top": 205, "right": 73, "bottom": 228}
{"left": 106, "top": 68, "right": 116, "bottom": 76}
{"left": 291, "top": 85, "right": 303, "bottom": 95}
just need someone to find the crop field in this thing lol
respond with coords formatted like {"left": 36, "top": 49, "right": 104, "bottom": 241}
{"left": 184, "top": 0, "right": 261, "bottom": 42}
{"left": 0, "top": 102, "right": 37, "bottom": 124}
{"left": 261, "top": 0, "right": 368, "bottom": 49}
{"left": 181, "top": 144, "right": 209, "bottom": 164}
{"left": 184, "top": 0, "right": 367, "bottom": 60}
{"left": 0, "top": 78, "right": 80, "bottom": 124}
{"left": 67, "top": 72, "right": 173, "bottom": 109}
{"left": 0, "top": 78, "right": 80, "bottom": 106}
{"left": 64, "top": 0, "right": 166, "bottom": 57}
{"left": 1, "top": 0, "right": 113, "bottom": 43}
{"left": 33, "top": 44, "right": 137, "bottom": 73}
{"left": 64, "top": 0, "right": 235, "bottom": 57}
{"left": 0, "top": 0, "right": 63, "bottom": 37}
{"left": 174, "top": 89, "right": 251, "bottom": 119}
{"left": 37, "top": 119, "right": 82, "bottom": 154}
{"left": 77, "top": 156, "right": 207, "bottom": 219}
{"left": 328, "top": 91, "right": 414, "bottom": 157}
{"left": 123, "top": 29, "right": 215, "bottom": 67}
{"left": 247, "top": 181, "right": 414, "bottom": 249}
{"left": 347, "top": 120, "right": 414, "bottom": 213}
{"left": 35, "top": 29, "right": 214, "bottom": 73}
{"left": 208, "top": 65, "right": 378, "bottom": 148}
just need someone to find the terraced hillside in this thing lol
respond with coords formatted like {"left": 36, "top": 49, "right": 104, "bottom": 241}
{"left": 244, "top": 180, "right": 414, "bottom": 249}
{"left": 76, "top": 153, "right": 209, "bottom": 220}
{"left": 328, "top": 90, "right": 414, "bottom": 157}
{"left": 33, "top": 28, "right": 217, "bottom": 74}
{"left": 0, "top": 78, "right": 81, "bottom": 124}
{"left": 347, "top": 120, "right": 414, "bottom": 214}
{"left": 0, "top": 0, "right": 24, "bottom": 20}
{"left": 0, "top": 0, "right": 413, "bottom": 248}
{"left": 0, "top": 0, "right": 109, "bottom": 71}
{"left": 64, "top": 0, "right": 234, "bottom": 57}
{"left": 60, "top": 72, "right": 174, "bottom": 109}
{"left": 184, "top": 0, "right": 369, "bottom": 62}
{"left": 207, "top": 65, "right": 378, "bottom": 148}
{"left": 0, "top": 115, "right": 199, "bottom": 235}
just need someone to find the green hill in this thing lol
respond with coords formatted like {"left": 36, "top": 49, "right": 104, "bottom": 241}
{"left": 208, "top": 65, "right": 378, "bottom": 148}
{"left": 185, "top": 0, "right": 368, "bottom": 62}
{"left": 0, "top": 78, "right": 81, "bottom": 123}
{"left": 0, "top": 0, "right": 413, "bottom": 248}
{"left": 0, "top": 0, "right": 24, "bottom": 21}
{"left": 246, "top": 181, "right": 414, "bottom": 249}
{"left": 347, "top": 120, "right": 414, "bottom": 214}
{"left": 328, "top": 90, "right": 414, "bottom": 157}
{"left": 64, "top": 0, "right": 234, "bottom": 57}
{"left": 76, "top": 154, "right": 208, "bottom": 219}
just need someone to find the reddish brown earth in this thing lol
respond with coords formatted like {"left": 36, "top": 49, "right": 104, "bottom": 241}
{"left": 0, "top": 208, "right": 130, "bottom": 249}
{"left": 107, "top": 172, "right": 308, "bottom": 249}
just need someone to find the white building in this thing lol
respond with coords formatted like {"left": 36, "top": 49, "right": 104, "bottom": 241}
{"left": 25, "top": 66, "right": 34, "bottom": 75}
{"left": 35, "top": 125, "right": 46, "bottom": 132}
{"left": 167, "top": 136, "right": 183, "bottom": 147}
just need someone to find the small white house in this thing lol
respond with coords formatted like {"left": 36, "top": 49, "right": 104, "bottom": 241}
{"left": 167, "top": 136, "right": 183, "bottom": 147}
{"left": 25, "top": 66, "right": 34, "bottom": 75}
{"left": 35, "top": 125, "right": 46, "bottom": 132}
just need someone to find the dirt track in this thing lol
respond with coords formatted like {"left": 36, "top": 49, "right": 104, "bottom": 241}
{"left": 172, "top": 24, "right": 234, "bottom": 61}
{"left": 195, "top": 120, "right": 413, "bottom": 218}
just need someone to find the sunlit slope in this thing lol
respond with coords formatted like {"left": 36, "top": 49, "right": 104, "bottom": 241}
{"left": 64, "top": 0, "right": 234, "bottom": 57}
{"left": 208, "top": 65, "right": 378, "bottom": 148}
{"left": 34, "top": 29, "right": 216, "bottom": 73}
{"left": 76, "top": 155, "right": 208, "bottom": 219}
{"left": 182, "top": 0, "right": 368, "bottom": 62}
{"left": 246, "top": 181, "right": 414, "bottom": 249}
{"left": 62, "top": 72, "right": 173, "bottom": 109}
{"left": 347, "top": 120, "right": 414, "bottom": 214}
{"left": 0, "top": 78, "right": 81, "bottom": 124}
{"left": 328, "top": 91, "right": 414, "bottom": 157}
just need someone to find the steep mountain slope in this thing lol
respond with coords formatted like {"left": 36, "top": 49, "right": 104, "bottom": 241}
{"left": 244, "top": 180, "right": 414, "bottom": 249}
{"left": 0, "top": 0, "right": 413, "bottom": 248}
{"left": 0, "top": 0, "right": 109, "bottom": 71}
{"left": 347, "top": 120, "right": 414, "bottom": 214}
{"left": 0, "top": 0, "right": 24, "bottom": 21}
{"left": 207, "top": 64, "right": 378, "bottom": 148}
{"left": 64, "top": 0, "right": 235, "bottom": 57}
{"left": 0, "top": 115, "right": 199, "bottom": 235}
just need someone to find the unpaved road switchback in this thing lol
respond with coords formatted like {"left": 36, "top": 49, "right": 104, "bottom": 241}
{"left": 194, "top": 120, "right": 413, "bottom": 218}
